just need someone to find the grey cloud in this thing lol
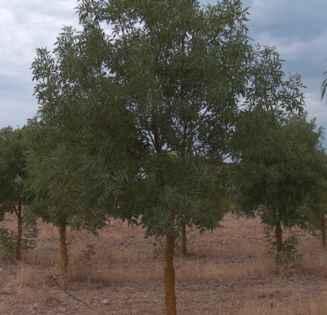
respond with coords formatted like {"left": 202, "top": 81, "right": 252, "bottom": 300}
{"left": 244, "top": 0, "right": 327, "bottom": 41}
{"left": 0, "top": 0, "right": 77, "bottom": 128}
{"left": 1, "top": 0, "right": 327, "bottom": 142}
{"left": 241, "top": 0, "right": 327, "bottom": 143}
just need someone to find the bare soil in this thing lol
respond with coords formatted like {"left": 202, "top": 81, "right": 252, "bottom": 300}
{"left": 1, "top": 215, "right": 327, "bottom": 315}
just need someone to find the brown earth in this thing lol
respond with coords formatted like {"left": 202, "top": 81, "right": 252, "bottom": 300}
{"left": 1, "top": 215, "right": 327, "bottom": 315}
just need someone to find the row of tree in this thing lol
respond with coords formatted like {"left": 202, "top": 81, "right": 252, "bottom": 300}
{"left": 1, "top": 1, "right": 327, "bottom": 314}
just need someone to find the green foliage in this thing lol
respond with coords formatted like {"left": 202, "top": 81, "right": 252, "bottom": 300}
{"left": 269, "top": 234, "right": 302, "bottom": 267}
{"left": 0, "top": 127, "right": 27, "bottom": 214}
{"left": 29, "top": 24, "right": 140, "bottom": 231}
{"left": 0, "top": 228, "right": 16, "bottom": 261}
{"left": 303, "top": 152, "right": 327, "bottom": 221}
{"left": 21, "top": 220, "right": 38, "bottom": 250}
{"left": 322, "top": 70, "right": 327, "bottom": 100}
{"left": 0, "top": 127, "right": 31, "bottom": 260}
{"left": 0, "top": 223, "right": 37, "bottom": 262}
{"left": 132, "top": 155, "right": 228, "bottom": 236}
{"left": 27, "top": 132, "right": 93, "bottom": 229}
{"left": 236, "top": 113, "right": 321, "bottom": 229}
{"left": 231, "top": 45, "right": 325, "bottom": 265}
{"left": 245, "top": 46, "right": 305, "bottom": 117}
{"left": 233, "top": 46, "right": 321, "bottom": 231}
{"left": 277, "top": 236, "right": 302, "bottom": 265}
{"left": 77, "top": 0, "right": 251, "bottom": 237}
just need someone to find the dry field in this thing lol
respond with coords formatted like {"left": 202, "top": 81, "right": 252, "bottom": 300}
{"left": 1, "top": 214, "right": 327, "bottom": 315}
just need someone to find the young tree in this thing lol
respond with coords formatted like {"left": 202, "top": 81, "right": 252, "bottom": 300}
{"left": 78, "top": 1, "right": 250, "bottom": 314}
{"left": 29, "top": 26, "right": 139, "bottom": 276}
{"left": 233, "top": 46, "right": 322, "bottom": 257}
{"left": 27, "top": 125, "right": 87, "bottom": 274}
{"left": 322, "top": 70, "right": 327, "bottom": 100}
{"left": 235, "top": 114, "right": 321, "bottom": 255}
{"left": 304, "top": 151, "right": 327, "bottom": 248}
{"left": 0, "top": 127, "right": 28, "bottom": 261}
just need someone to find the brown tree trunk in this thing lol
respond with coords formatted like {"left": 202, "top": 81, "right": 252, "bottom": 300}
{"left": 321, "top": 214, "right": 326, "bottom": 248}
{"left": 164, "top": 233, "right": 177, "bottom": 315}
{"left": 181, "top": 223, "right": 187, "bottom": 256}
{"left": 275, "top": 221, "right": 283, "bottom": 253}
{"left": 58, "top": 223, "right": 69, "bottom": 276}
{"left": 15, "top": 201, "right": 23, "bottom": 261}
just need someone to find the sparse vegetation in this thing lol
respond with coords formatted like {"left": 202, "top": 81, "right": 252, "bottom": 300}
{"left": 1, "top": 215, "right": 327, "bottom": 314}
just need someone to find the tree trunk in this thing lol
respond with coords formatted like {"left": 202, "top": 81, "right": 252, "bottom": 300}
{"left": 275, "top": 221, "right": 283, "bottom": 253}
{"left": 164, "top": 233, "right": 177, "bottom": 315}
{"left": 16, "top": 201, "right": 23, "bottom": 261}
{"left": 321, "top": 214, "right": 326, "bottom": 248}
{"left": 181, "top": 223, "right": 187, "bottom": 256}
{"left": 58, "top": 223, "right": 68, "bottom": 276}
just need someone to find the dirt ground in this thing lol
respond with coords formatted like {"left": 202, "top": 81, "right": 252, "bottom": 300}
{"left": 1, "top": 215, "right": 327, "bottom": 315}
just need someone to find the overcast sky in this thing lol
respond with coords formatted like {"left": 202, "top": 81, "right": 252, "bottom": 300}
{"left": 1, "top": 0, "right": 327, "bottom": 138}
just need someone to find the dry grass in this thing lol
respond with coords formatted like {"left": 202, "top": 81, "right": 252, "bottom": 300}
{"left": 1, "top": 214, "right": 327, "bottom": 314}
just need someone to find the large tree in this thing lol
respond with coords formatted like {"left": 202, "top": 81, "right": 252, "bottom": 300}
{"left": 78, "top": 0, "right": 250, "bottom": 314}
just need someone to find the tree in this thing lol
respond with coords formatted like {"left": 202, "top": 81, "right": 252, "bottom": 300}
{"left": 233, "top": 46, "right": 322, "bottom": 258}
{"left": 236, "top": 114, "right": 321, "bottom": 255}
{"left": 322, "top": 70, "right": 327, "bottom": 100}
{"left": 0, "top": 127, "right": 29, "bottom": 261}
{"left": 304, "top": 151, "right": 327, "bottom": 248}
{"left": 27, "top": 122, "right": 94, "bottom": 275}
{"left": 78, "top": 0, "right": 250, "bottom": 314}
{"left": 29, "top": 26, "right": 139, "bottom": 276}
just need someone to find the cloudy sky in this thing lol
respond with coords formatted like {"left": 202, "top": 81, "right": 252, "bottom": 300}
{"left": 1, "top": 1, "right": 327, "bottom": 137}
